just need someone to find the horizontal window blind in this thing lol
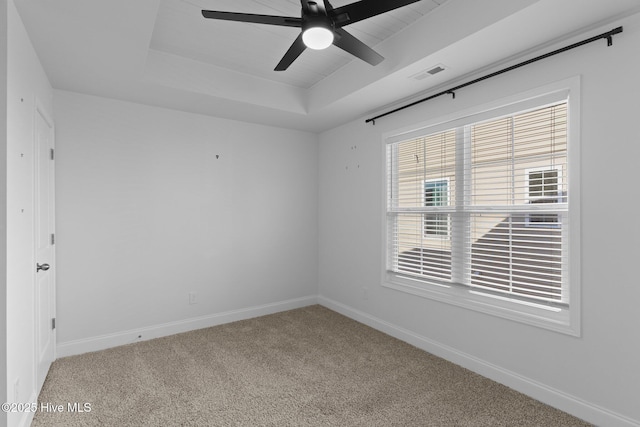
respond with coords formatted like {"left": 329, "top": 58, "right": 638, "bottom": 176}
{"left": 387, "top": 101, "right": 569, "bottom": 305}
{"left": 387, "top": 130, "right": 456, "bottom": 282}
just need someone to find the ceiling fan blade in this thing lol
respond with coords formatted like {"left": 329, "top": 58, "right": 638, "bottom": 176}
{"left": 333, "top": 28, "right": 384, "bottom": 66}
{"left": 330, "top": 0, "right": 421, "bottom": 26}
{"left": 275, "top": 34, "right": 307, "bottom": 71}
{"left": 202, "top": 10, "right": 302, "bottom": 27}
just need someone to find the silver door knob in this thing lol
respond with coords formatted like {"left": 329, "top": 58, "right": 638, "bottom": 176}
{"left": 36, "top": 263, "right": 50, "bottom": 272}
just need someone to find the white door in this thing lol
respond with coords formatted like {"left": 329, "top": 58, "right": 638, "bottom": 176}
{"left": 34, "top": 106, "right": 55, "bottom": 391}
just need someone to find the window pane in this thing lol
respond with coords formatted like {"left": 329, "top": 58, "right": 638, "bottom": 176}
{"left": 394, "top": 131, "right": 456, "bottom": 209}
{"left": 470, "top": 213, "right": 564, "bottom": 301}
{"left": 390, "top": 213, "right": 452, "bottom": 281}
{"left": 468, "top": 102, "right": 568, "bottom": 302}
{"left": 470, "top": 103, "right": 567, "bottom": 207}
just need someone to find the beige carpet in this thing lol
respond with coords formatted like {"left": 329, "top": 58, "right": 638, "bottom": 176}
{"left": 33, "top": 305, "right": 591, "bottom": 426}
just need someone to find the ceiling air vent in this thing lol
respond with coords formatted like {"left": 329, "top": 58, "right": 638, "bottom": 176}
{"left": 410, "top": 64, "right": 448, "bottom": 81}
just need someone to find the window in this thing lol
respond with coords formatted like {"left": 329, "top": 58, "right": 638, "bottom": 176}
{"left": 388, "top": 129, "right": 455, "bottom": 282}
{"left": 526, "top": 167, "right": 563, "bottom": 227}
{"left": 424, "top": 179, "right": 449, "bottom": 237}
{"left": 384, "top": 85, "right": 580, "bottom": 335}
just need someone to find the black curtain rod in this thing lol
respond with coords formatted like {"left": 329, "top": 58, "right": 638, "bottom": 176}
{"left": 366, "top": 26, "right": 623, "bottom": 125}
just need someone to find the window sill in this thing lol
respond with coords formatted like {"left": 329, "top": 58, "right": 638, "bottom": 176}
{"left": 382, "top": 273, "right": 580, "bottom": 336}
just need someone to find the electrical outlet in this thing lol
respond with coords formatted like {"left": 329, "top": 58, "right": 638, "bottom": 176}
{"left": 189, "top": 292, "right": 197, "bottom": 305}
{"left": 14, "top": 378, "right": 19, "bottom": 401}
{"left": 362, "top": 287, "right": 369, "bottom": 300}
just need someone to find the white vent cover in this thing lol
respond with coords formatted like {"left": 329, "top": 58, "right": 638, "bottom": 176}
{"left": 410, "top": 64, "right": 448, "bottom": 80}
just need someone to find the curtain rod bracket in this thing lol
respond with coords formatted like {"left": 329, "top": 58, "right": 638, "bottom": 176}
{"left": 447, "top": 91, "right": 456, "bottom": 99}
{"left": 607, "top": 35, "right": 613, "bottom": 46}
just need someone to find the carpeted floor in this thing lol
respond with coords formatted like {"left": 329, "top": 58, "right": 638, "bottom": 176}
{"left": 33, "top": 305, "right": 592, "bottom": 426}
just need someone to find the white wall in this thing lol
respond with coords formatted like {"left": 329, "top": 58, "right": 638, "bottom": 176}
{"left": 318, "top": 13, "right": 640, "bottom": 427}
{"left": 54, "top": 91, "right": 318, "bottom": 353}
{"left": 6, "top": 3, "right": 637, "bottom": 427}
{"left": 0, "top": 1, "right": 8, "bottom": 426}
{"left": 4, "top": 1, "right": 54, "bottom": 427}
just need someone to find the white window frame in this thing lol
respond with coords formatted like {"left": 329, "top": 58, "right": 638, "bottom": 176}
{"left": 381, "top": 77, "right": 581, "bottom": 336}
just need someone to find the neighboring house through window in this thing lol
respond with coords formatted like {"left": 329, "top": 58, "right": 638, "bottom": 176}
{"left": 526, "top": 167, "right": 563, "bottom": 227}
{"left": 424, "top": 179, "right": 449, "bottom": 237}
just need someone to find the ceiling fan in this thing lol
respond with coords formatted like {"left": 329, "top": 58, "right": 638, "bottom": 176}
{"left": 201, "top": 0, "right": 422, "bottom": 71}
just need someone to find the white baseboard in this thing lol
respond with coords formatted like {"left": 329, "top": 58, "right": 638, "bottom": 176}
{"left": 14, "top": 390, "right": 37, "bottom": 427}
{"left": 318, "top": 296, "right": 640, "bottom": 427}
{"left": 57, "top": 296, "right": 318, "bottom": 358}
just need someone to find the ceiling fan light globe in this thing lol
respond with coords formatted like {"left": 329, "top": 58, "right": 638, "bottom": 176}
{"left": 302, "top": 27, "right": 334, "bottom": 50}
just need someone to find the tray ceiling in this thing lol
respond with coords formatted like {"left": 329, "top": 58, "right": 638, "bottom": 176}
{"left": 14, "top": 0, "right": 640, "bottom": 132}
{"left": 150, "top": 0, "right": 446, "bottom": 88}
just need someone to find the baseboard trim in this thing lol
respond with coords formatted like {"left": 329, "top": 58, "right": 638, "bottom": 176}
{"left": 57, "top": 296, "right": 318, "bottom": 358}
{"left": 318, "top": 296, "right": 639, "bottom": 427}
{"left": 14, "top": 390, "right": 37, "bottom": 427}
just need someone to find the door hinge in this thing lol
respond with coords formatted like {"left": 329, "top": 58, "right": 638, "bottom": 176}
{"left": 51, "top": 318, "right": 56, "bottom": 330}
{"left": 51, "top": 233, "right": 55, "bottom": 245}
{"left": 50, "top": 148, "right": 55, "bottom": 160}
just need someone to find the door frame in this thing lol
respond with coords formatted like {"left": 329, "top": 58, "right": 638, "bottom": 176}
{"left": 33, "top": 97, "right": 56, "bottom": 393}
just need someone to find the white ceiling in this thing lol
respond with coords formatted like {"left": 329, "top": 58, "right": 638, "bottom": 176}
{"left": 14, "top": 0, "right": 640, "bottom": 132}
